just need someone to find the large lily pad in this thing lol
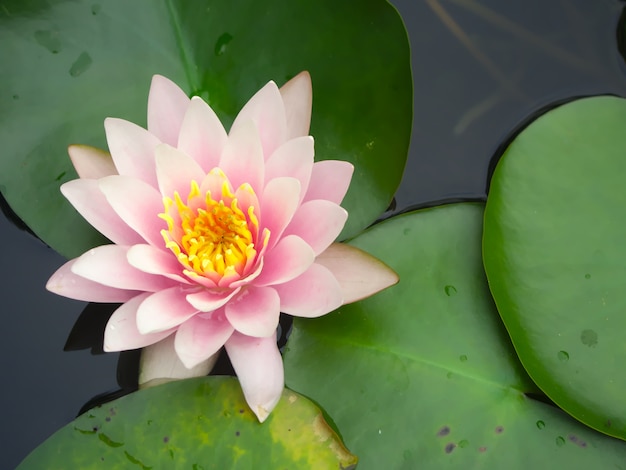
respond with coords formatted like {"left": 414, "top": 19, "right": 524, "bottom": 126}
{"left": 483, "top": 96, "right": 626, "bottom": 439}
{"left": 284, "top": 203, "right": 626, "bottom": 468}
{"left": 17, "top": 376, "right": 357, "bottom": 469}
{"left": 0, "top": 0, "right": 411, "bottom": 258}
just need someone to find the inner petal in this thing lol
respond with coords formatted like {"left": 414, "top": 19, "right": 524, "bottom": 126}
{"left": 160, "top": 173, "right": 268, "bottom": 284}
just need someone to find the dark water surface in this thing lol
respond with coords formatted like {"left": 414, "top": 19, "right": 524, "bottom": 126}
{"left": 2, "top": 0, "right": 626, "bottom": 467}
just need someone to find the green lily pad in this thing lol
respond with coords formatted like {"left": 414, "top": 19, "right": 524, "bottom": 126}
{"left": 483, "top": 96, "right": 626, "bottom": 439}
{"left": 284, "top": 203, "right": 626, "bottom": 468}
{"left": 0, "top": 0, "right": 411, "bottom": 258}
{"left": 17, "top": 377, "right": 357, "bottom": 469}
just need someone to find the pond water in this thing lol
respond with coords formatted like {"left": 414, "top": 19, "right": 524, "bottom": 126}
{"left": 2, "top": 0, "right": 626, "bottom": 467}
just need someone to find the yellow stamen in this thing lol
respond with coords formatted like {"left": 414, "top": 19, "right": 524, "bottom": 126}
{"left": 159, "top": 177, "right": 263, "bottom": 278}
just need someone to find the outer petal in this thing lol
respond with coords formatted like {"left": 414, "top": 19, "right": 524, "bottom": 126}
{"left": 104, "top": 293, "right": 175, "bottom": 352}
{"left": 219, "top": 120, "right": 264, "bottom": 192}
{"left": 155, "top": 144, "right": 205, "bottom": 197}
{"left": 61, "top": 179, "right": 143, "bottom": 246}
{"left": 71, "top": 245, "right": 176, "bottom": 292}
{"left": 139, "top": 334, "right": 218, "bottom": 387}
{"left": 136, "top": 286, "right": 200, "bottom": 334}
{"left": 225, "top": 331, "right": 284, "bottom": 423}
{"left": 175, "top": 310, "right": 234, "bottom": 369}
{"left": 99, "top": 175, "right": 165, "bottom": 247}
{"left": 67, "top": 144, "right": 117, "bottom": 179}
{"left": 47, "top": 259, "right": 140, "bottom": 302}
{"left": 147, "top": 74, "right": 190, "bottom": 146}
{"left": 230, "top": 81, "right": 287, "bottom": 159}
{"left": 284, "top": 200, "right": 348, "bottom": 255}
{"left": 304, "top": 160, "right": 354, "bottom": 204}
{"left": 274, "top": 263, "right": 343, "bottom": 317}
{"left": 127, "top": 244, "right": 188, "bottom": 283}
{"left": 225, "top": 286, "right": 280, "bottom": 337}
{"left": 264, "top": 136, "right": 314, "bottom": 202}
{"left": 104, "top": 118, "right": 161, "bottom": 186}
{"left": 260, "top": 177, "right": 301, "bottom": 250}
{"left": 178, "top": 96, "right": 227, "bottom": 172}
{"left": 254, "top": 235, "right": 315, "bottom": 287}
{"left": 279, "top": 71, "right": 312, "bottom": 140}
{"left": 316, "top": 243, "right": 399, "bottom": 303}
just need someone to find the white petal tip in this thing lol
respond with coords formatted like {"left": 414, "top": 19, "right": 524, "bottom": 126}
{"left": 255, "top": 405, "right": 270, "bottom": 423}
{"left": 252, "top": 396, "right": 281, "bottom": 423}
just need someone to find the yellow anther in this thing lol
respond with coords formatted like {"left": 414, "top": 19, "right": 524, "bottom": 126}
{"left": 159, "top": 177, "right": 263, "bottom": 279}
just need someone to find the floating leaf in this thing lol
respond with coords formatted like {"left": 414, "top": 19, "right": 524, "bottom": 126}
{"left": 18, "top": 377, "right": 357, "bottom": 469}
{"left": 284, "top": 203, "right": 626, "bottom": 468}
{"left": 0, "top": 0, "right": 411, "bottom": 258}
{"left": 483, "top": 96, "right": 626, "bottom": 439}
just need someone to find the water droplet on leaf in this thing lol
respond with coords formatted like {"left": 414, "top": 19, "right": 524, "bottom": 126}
{"left": 459, "top": 354, "right": 468, "bottom": 362}
{"left": 69, "top": 52, "right": 93, "bottom": 77}
{"left": 557, "top": 350, "right": 569, "bottom": 362}
{"left": 444, "top": 285, "right": 457, "bottom": 296}
{"left": 34, "top": 30, "right": 62, "bottom": 54}
{"left": 536, "top": 420, "right": 545, "bottom": 429}
{"left": 580, "top": 329, "right": 598, "bottom": 348}
{"left": 214, "top": 32, "right": 233, "bottom": 56}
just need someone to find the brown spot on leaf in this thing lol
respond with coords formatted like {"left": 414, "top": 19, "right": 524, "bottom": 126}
{"left": 444, "top": 443, "right": 456, "bottom": 454}
{"left": 437, "top": 426, "right": 450, "bottom": 437}
{"left": 568, "top": 434, "right": 587, "bottom": 448}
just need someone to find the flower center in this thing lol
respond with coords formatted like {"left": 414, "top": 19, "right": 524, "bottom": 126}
{"left": 159, "top": 177, "right": 259, "bottom": 280}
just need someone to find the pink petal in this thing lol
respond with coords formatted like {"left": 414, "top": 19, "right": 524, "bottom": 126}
{"left": 136, "top": 286, "right": 199, "bottom": 334}
{"left": 99, "top": 175, "right": 166, "bottom": 247}
{"left": 127, "top": 244, "right": 188, "bottom": 283}
{"left": 304, "top": 160, "right": 354, "bottom": 204}
{"left": 231, "top": 81, "right": 287, "bottom": 159}
{"left": 199, "top": 168, "right": 232, "bottom": 206}
{"left": 254, "top": 235, "right": 315, "bottom": 286}
{"left": 279, "top": 71, "right": 312, "bottom": 139}
{"left": 61, "top": 179, "right": 143, "bottom": 245}
{"left": 260, "top": 177, "right": 301, "bottom": 250}
{"left": 147, "top": 74, "right": 190, "bottom": 146}
{"left": 46, "top": 259, "right": 140, "bottom": 302}
{"left": 225, "top": 286, "right": 280, "bottom": 337}
{"left": 71, "top": 245, "right": 176, "bottom": 292}
{"left": 230, "top": 254, "right": 265, "bottom": 289}
{"left": 67, "top": 144, "right": 117, "bottom": 179}
{"left": 139, "top": 334, "right": 218, "bottom": 386}
{"left": 104, "top": 293, "right": 175, "bottom": 351}
{"left": 175, "top": 310, "right": 234, "bottom": 368}
{"left": 274, "top": 263, "right": 342, "bottom": 317}
{"left": 186, "top": 288, "right": 240, "bottom": 312}
{"left": 317, "top": 243, "right": 399, "bottom": 303}
{"left": 219, "top": 120, "right": 264, "bottom": 192}
{"left": 104, "top": 118, "right": 161, "bottom": 186}
{"left": 284, "top": 200, "right": 347, "bottom": 255}
{"left": 264, "top": 136, "right": 314, "bottom": 202}
{"left": 154, "top": 144, "right": 205, "bottom": 197}
{"left": 178, "top": 96, "right": 227, "bottom": 172}
{"left": 183, "top": 270, "right": 218, "bottom": 289}
{"left": 225, "top": 331, "right": 283, "bottom": 423}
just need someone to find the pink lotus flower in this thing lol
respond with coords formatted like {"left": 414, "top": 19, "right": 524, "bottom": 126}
{"left": 47, "top": 72, "right": 398, "bottom": 421}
